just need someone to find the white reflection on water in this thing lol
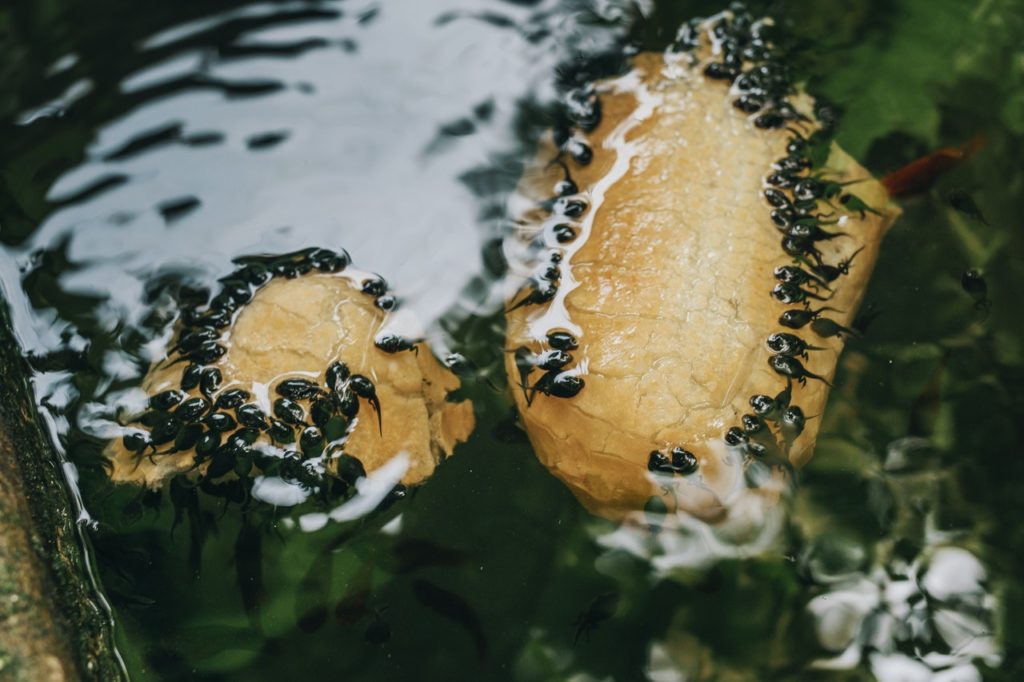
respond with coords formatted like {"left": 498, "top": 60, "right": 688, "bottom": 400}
{"left": 633, "top": 433, "right": 1003, "bottom": 680}
{"left": 808, "top": 543, "right": 1000, "bottom": 680}
{"left": 804, "top": 438, "right": 1002, "bottom": 679}
{"left": 597, "top": 500, "right": 787, "bottom": 572}
{"left": 296, "top": 451, "right": 409, "bottom": 531}
{"left": 0, "top": 0, "right": 631, "bottom": 537}
{"left": 7, "top": 0, "right": 630, "bottom": 359}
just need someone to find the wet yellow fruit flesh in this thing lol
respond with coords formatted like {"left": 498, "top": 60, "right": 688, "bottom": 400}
{"left": 505, "top": 52, "right": 899, "bottom": 520}
{"left": 107, "top": 272, "right": 474, "bottom": 487}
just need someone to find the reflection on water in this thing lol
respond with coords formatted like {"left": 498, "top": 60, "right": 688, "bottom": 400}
{"left": 804, "top": 437, "right": 1003, "bottom": 679}
{"left": 1, "top": 0, "right": 1022, "bottom": 679}
{"left": 11, "top": 0, "right": 619, "bottom": 345}
{"left": 808, "top": 543, "right": 999, "bottom": 681}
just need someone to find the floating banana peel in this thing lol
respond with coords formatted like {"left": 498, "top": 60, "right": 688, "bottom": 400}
{"left": 504, "top": 11, "right": 900, "bottom": 521}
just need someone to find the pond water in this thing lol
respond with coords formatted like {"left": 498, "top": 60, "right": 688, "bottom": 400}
{"left": 1, "top": 0, "right": 1023, "bottom": 679}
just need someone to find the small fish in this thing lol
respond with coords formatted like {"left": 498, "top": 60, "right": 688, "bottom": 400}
{"left": 881, "top": 136, "right": 984, "bottom": 197}
{"left": 412, "top": 580, "right": 488, "bottom": 659}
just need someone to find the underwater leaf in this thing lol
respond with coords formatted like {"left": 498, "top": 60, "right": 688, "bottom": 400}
{"left": 799, "top": 0, "right": 1022, "bottom": 161}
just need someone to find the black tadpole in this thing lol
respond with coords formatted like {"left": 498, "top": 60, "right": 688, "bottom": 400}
{"left": 778, "top": 305, "right": 841, "bottom": 329}
{"left": 765, "top": 332, "right": 824, "bottom": 359}
{"left": 774, "top": 265, "right": 831, "bottom": 291}
{"left": 809, "top": 317, "right": 860, "bottom": 340}
{"left": 774, "top": 380, "right": 793, "bottom": 413}
{"left": 326, "top": 361, "right": 350, "bottom": 392}
{"left": 512, "top": 347, "right": 534, "bottom": 403}
{"left": 506, "top": 278, "right": 557, "bottom": 312}
{"left": 772, "top": 282, "right": 831, "bottom": 306}
{"left": 551, "top": 161, "right": 578, "bottom": 197}
{"left": 768, "top": 355, "right": 832, "bottom": 387}
{"left": 546, "top": 331, "right": 578, "bottom": 351}
{"left": 839, "top": 193, "right": 883, "bottom": 218}
{"left": 814, "top": 246, "right": 865, "bottom": 282}
{"left": 960, "top": 268, "right": 989, "bottom": 311}
{"left": 375, "top": 333, "right": 421, "bottom": 354}
{"left": 535, "top": 349, "right": 572, "bottom": 371}
{"left": 528, "top": 370, "right": 584, "bottom": 404}
{"left": 276, "top": 377, "right": 321, "bottom": 400}
{"left": 748, "top": 393, "right": 776, "bottom": 418}
{"left": 945, "top": 189, "right": 989, "bottom": 225}
{"left": 350, "top": 374, "right": 382, "bottom": 434}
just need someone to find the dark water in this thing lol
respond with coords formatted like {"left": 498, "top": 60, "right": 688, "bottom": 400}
{"left": 2, "top": 0, "right": 1023, "bottom": 679}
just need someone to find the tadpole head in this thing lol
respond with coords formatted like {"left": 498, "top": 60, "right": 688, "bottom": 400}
{"left": 671, "top": 447, "right": 698, "bottom": 475}
{"left": 550, "top": 372, "right": 584, "bottom": 398}
{"left": 546, "top": 331, "right": 579, "bottom": 351}
{"left": 749, "top": 394, "right": 775, "bottom": 416}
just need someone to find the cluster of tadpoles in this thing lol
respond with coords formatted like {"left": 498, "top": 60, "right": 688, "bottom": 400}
{"left": 675, "top": 5, "right": 802, "bottom": 131}
{"left": 513, "top": 6, "right": 880, "bottom": 481}
{"left": 124, "top": 362, "right": 381, "bottom": 484}
{"left": 671, "top": 5, "right": 872, "bottom": 468}
{"left": 507, "top": 84, "right": 601, "bottom": 317}
{"left": 506, "top": 79, "right": 606, "bottom": 404}
{"left": 172, "top": 247, "right": 352, "bottom": 366}
{"left": 647, "top": 447, "right": 699, "bottom": 478}
{"left": 553, "top": 85, "right": 600, "bottom": 166}
{"left": 511, "top": 330, "right": 584, "bottom": 405}
{"left": 120, "top": 247, "right": 393, "bottom": 490}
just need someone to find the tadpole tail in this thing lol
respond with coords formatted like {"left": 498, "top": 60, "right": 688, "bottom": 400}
{"left": 810, "top": 275, "right": 833, "bottom": 291}
{"left": 808, "top": 371, "right": 833, "bottom": 387}
{"left": 833, "top": 321, "right": 862, "bottom": 339}
{"left": 838, "top": 177, "right": 870, "bottom": 187}
{"left": 843, "top": 245, "right": 866, "bottom": 267}
{"left": 369, "top": 397, "right": 383, "bottom": 435}
{"left": 505, "top": 296, "right": 532, "bottom": 313}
